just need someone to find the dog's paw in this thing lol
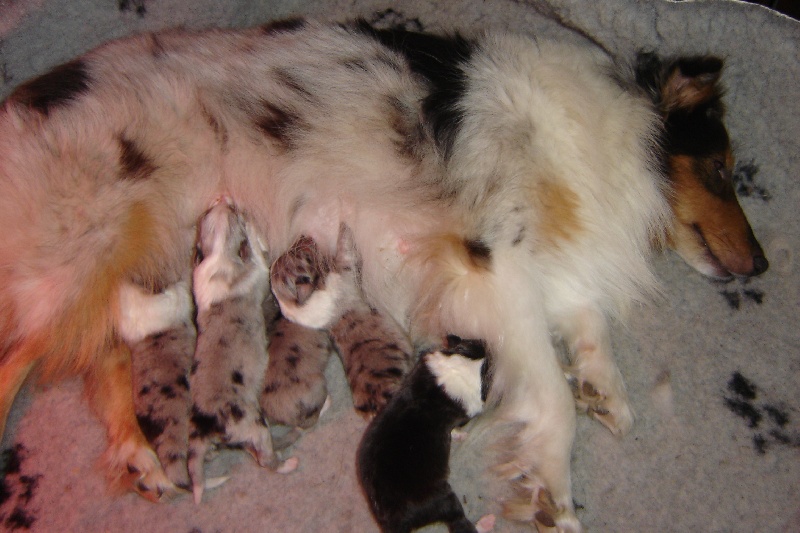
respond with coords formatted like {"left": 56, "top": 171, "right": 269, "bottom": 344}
{"left": 105, "top": 438, "right": 178, "bottom": 502}
{"left": 566, "top": 374, "right": 634, "bottom": 436}
{"left": 504, "top": 482, "right": 581, "bottom": 533}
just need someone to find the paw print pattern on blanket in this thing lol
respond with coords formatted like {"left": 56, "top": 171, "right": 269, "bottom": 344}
{"left": 723, "top": 371, "right": 799, "bottom": 454}
{"left": 732, "top": 160, "right": 771, "bottom": 202}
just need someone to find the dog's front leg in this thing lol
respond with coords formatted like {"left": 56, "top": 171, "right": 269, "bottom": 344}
{"left": 83, "top": 340, "right": 174, "bottom": 501}
{"left": 558, "top": 307, "right": 634, "bottom": 436}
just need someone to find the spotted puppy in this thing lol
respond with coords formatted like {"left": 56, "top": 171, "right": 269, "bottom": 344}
{"left": 118, "top": 277, "right": 195, "bottom": 499}
{"left": 357, "top": 336, "right": 494, "bottom": 533}
{"left": 188, "top": 198, "right": 293, "bottom": 504}
{"left": 271, "top": 226, "right": 414, "bottom": 417}
{"left": 260, "top": 293, "right": 332, "bottom": 432}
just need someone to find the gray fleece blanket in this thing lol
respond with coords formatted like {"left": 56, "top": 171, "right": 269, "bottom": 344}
{"left": 0, "top": 1, "right": 798, "bottom": 531}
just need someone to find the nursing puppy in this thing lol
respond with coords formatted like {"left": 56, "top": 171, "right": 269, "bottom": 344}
{"left": 188, "top": 199, "right": 289, "bottom": 504}
{"left": 118, "top": 278, "right": 196, "bottom": 498}
{"left": 260, "top": 293, "right": 332, "bottom": 431}
{"left": 357, "top": 336, "right": 492, "bottom": 533}
{"left": 0, "top": 19, "right": 766, "bottom": 529}
{"left": 271, "top": 226, "right": 414, "bottom": 417}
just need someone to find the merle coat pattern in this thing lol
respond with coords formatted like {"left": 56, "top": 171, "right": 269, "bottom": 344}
{"left": 188, "top": 200, "right": 280, "bottom": 504}
{"left": 118, "top": 278, "right": 196, "bottom": 498}
{"left": 0, "top": 18, "right": 763, "bottom": 529}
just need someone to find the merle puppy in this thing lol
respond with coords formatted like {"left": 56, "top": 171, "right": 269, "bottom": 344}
{"left": 188, "top": 198, "right": 294, "bottom": 504}
{"left": 356, "top": 336, "right": 493, "bottom": 533}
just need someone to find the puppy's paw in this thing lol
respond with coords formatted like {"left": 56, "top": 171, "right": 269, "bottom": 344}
{"left": 567, "top": 374, "right": 634, "bottom": 436}
{"left": 105, "top": 438, "right": 178, "bottom": 502}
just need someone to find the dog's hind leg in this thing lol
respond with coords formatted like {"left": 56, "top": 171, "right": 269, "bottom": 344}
{"left": 558, "top": 307, "right": 634, "bottom": 436}
{"left": 83, "top": 340, "right": 174, "bottom": 502}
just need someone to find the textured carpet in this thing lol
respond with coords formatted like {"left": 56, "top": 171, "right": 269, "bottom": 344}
{"left": 0, "top": 1, "right": 798, "bottom": 531}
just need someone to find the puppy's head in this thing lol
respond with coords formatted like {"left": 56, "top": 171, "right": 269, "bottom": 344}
{"left": 193, "top": 198, "right": 267, "bottom": 309}
{"left": 636, "top": 53, "right": 768, "bottom": 279}
{"left": 424, "top": 335, "right": 489, "bottom": 418}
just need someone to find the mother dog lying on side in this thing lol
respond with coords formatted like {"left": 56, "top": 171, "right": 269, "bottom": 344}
{"left": 0, "top": 18, "right": 765, "bottom": 531}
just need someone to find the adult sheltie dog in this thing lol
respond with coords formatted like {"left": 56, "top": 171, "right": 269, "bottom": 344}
{"left": 0, "top": 19, "right": 765, "bottom": 530}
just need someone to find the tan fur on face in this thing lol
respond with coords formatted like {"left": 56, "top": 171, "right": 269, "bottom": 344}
{"left": 669, "top": 154, "right": 760, "bottom": 277}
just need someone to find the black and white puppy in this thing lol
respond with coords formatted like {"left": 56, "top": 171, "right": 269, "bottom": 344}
{"left": 188, "top": 198, "right": 295, "bottom": 504}
{"left": 356, "top": 336, "right": 494, "bottom": 533}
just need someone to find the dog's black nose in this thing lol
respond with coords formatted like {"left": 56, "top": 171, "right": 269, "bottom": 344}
{"left": 751, "top": 254, "right": 769, "bottom": 276}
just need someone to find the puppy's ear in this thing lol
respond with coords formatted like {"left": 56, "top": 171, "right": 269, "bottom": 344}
{"left": 662, "top": 56, "right": 724, "bottom": 111}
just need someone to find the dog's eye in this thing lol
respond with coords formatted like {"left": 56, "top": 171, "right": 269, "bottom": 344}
{"left": 194, "top": 245, "right": 204, "bottom": 266}
{"left": 713, "top": 159, "right": 731, "bottom": 181}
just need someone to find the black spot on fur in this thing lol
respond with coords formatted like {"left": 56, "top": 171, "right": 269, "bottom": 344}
{"left": 118, "top": 135, "right": 157, "bottom": 180}
{"left": 255, "top": 101, "right": 304, "bottom": 150}
{"left": 13, "top": 60, "right": 90, "bottom": 115}
{"left": 286, "top": 355, "right": 300, "bottom": 368}
{"left": 137, "top": 414, "right": 166, "bottom": 442}
{"left": 358, "top": 24, "right": 474, "bottom": 159}
{"left": 728, "top": 371, "right": 757, "bottom": 400}
{"left": 175, "top": 375, "right": 190, "bottom": 390}
{"left": 190, "top": 407, "right": 224, "bottom": 438}
{"left": 160, "top": 385, "right": 177, "bottom": 399}
{"left": 228, "top": 403, "right": 244, "bottom": 422}
{"left": 218, "top": 336, "right": 230, "bottom": 348}
{"left": 231, "top": 371, "right": 244, "bottom": 385}
{"left": 274, "top": 68, "right": 314, "bottom": 101}
{"left": 261, "top": 17, "right": 307, "bottom": 35}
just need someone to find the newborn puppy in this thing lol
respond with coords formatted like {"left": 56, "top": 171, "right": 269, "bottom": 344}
{"left": 357, "top": 336, "right": 493, "bottom": 533}
{"left": 260, "top": 293, "right": 332, "bottom": 432}
{"left": 188, "top": 199, "right": 292, "bottom": 504}
{"left": 271, "top": 226, "right": 414, "bottom": 417}
{"left": 118, "top": 278, "right": 196, "bottom": 498}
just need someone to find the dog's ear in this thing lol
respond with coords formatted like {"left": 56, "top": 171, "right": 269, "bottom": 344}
{"left": 662, "top": 56, "right": 724, "bottom": 111}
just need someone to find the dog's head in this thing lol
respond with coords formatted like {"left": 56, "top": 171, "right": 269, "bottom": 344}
{"left": 636, "top": 53, "right": 768, "bottom": 280}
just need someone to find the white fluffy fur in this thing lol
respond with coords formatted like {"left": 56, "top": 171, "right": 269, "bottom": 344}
{"left": 117, "top": 280, "right": 193, "bottom": 343}
{"left": 0, "top": 21, "right": 670, "bottom": 530}
{"left": 425, "top": 351, "right": 485, "bottom": 418}
{"left": 277, "top": 271, "right": 346, "bottom": 329}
